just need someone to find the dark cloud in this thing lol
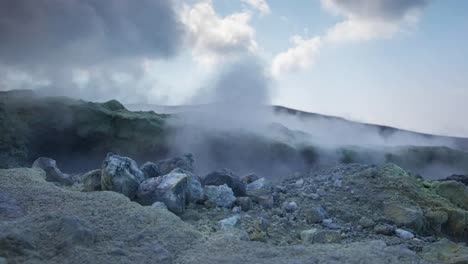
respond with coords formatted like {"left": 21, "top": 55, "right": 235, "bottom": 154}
{"left": 0, "top": 0, "right": 183, "bottom": 67}
{"left": 0, "top": 0, "right": 184, "bottom": 102}
{"left": 325, "top": 0, "right": 428, "bottom": 21}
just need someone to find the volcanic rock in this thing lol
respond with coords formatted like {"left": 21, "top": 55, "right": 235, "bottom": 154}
{"left": 203, "top": 169, "right": 246, "bottom": 197}
{"left": 101, "top": 154, "right": 144, "bottom": 199}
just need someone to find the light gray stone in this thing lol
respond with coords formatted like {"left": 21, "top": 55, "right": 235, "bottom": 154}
{"left": 395, "top": 229, "right": 414, "bottom": 240}
{"left": 204, "top": 184, "right": 236, "bottom": 208}
{"left": 32, "top": 157, "right": 73, "bottom": 185}
{"left": 218, "top": 215, "right": 241, "bottom": 230}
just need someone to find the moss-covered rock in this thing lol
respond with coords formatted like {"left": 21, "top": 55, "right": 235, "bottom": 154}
{"left": 82, "top": 169, "right": 102, "bottom": 192}
{"left": 435, "top": 181, "right": 468, "bottom": 210}
{"left": 383, "top": 203, "right": 424, "bottom": 232}
{"left": 422, "top": 239, "right": 468, "bottom": 264}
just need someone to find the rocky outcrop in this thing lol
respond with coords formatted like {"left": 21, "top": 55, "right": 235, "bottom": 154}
{"left": 101, "top": 154, "right": 144, "bottom": 199}
{"left": 203, "top": 169, "right": 247, "bottom": 197}
{"left": 0, "top": 91, "right": 168, "bottom": 171}
{"left": 4, "top": 162, "right": 468, "bottom": 263}
{"left": 32, "top": 157, "right": 73, "bottom": 186}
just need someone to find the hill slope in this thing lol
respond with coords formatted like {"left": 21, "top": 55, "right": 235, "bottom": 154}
{"left": 1, "top": 90, "right": 468, "bottom": 179}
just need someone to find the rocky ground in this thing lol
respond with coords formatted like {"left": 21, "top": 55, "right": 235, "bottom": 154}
{"left": 1, "top": 153, "right": 468, "bottom": 263}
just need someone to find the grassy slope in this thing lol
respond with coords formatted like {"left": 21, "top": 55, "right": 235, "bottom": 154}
{"left": 0, "top": 90, "right": 168, "bottom": 171}
{"left": 1, "top": 90, "right": 468, "bottom": 178}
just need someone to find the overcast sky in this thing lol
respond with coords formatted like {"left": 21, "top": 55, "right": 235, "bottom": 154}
{"left": 0, "top": 0, "right": 467, "bottom": 137}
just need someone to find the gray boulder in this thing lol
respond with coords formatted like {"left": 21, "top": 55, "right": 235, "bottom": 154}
{"left": 140, "top": 162, "right": 162, "bottom": 179}
{"left": 136, "top": 171, "right": 188, "bottom": 214}
{"left": 204, "top": 184, "right": 236, "bottom": 208}
{"left": 156, "top": 154, "right": 194, "bottom": 175}
{"left": 246, "top": 177, "right": 269, "bottom": 193}
{"left": 203, "top": 169, "right": 246, "bottom": 197}
{"left": 171, "top": 168, "right": 204, "bottom": 204}
{"left": 82, "top": 169, "right": 102, "bottom": 192}
{"left": 101, "top": 154, "right": 144, "bottom": 199}
{"left": 32, "top": 157, "right": 73, "bottom": 186}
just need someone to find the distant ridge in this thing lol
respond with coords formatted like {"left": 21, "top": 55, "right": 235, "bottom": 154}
{"left": 127, "top": 103, "right": 468, "bottom": 151}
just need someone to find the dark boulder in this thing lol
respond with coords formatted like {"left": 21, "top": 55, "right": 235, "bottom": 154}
{"left": 140, "top": 162, "right": 162, "bottom": 179}
{"left": 155, "top": 154, "right": 194, "bottom": 176}
{"left": 439, "top": 174, "right": 468, "bottom": 186}
{"left": 203, "top": 169, "right": 246, "bottom": 197}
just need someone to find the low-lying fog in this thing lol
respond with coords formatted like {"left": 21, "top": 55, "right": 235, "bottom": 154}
{"left": 127, "top": 58, "right": 468, "bottom": 180}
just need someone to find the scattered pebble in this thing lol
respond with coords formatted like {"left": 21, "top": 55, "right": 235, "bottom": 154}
{"left": 333, "top": 180, "right": 342, "bottom": 188}
{"left": 282, "top": 201, "right": 299, "bottom": 213}
{"left": 218, "top": 215, "right": 241, "bottom": 230}
{"left": 295, "top": 179, "right": 304, "bottom": 188}
{"left": 232, "top": 206, "right": 241, "bottom": 213}
{"left": 374, "top": 224, "right": 395, "bottom": 236}
{"left": 152, "top": 202, "right": 168, "bottom": 210}
{"left": 395, "top": 229, "right": 415, "bottom": 240}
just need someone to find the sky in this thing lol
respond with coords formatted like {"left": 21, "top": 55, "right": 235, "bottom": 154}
{"left": 0, "top": 0, "right": 467, "bottom": 137}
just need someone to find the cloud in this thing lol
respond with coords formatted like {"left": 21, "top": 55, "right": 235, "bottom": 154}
{"left": 271, "top": 36, "right": 322, "bottom": 77}
{"left": 180, "top": 0, "right": 258, "bottom": 67}
{"left": 321, "top": 0, "right": 427, "bottom": 21}
{"left": 322, "top": 0, "right": 428, "bottom": 42}
{"left": 241, "top": 0, "right": 271, "bottom": 15}
{"left": 325, "top": 19, "right": 400, "bottom": 42}
{"left": 271, "top": 0, "right": 428, "bottom": 77}
{"left": 0, "top": 0, "right": 184, "bottom": 67}
{"left": 0, "top": 0, "right": 185, "bottom": 103}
